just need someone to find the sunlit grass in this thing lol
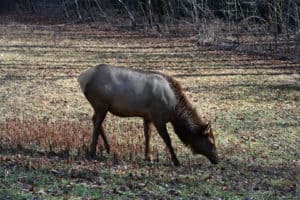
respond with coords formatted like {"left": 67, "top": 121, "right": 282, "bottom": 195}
{"left": 0, "top": 22, "right": 299, "bottom": 199}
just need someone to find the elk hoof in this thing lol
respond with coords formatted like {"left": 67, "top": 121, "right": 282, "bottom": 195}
{"left": 88, "top": 152, "right": 97, "bottom": 160}
{"left": 173, "top": 160, "right": 181, "bottom": 167}
{"left": 144, "top": 156, "right": 151, "bottom": 162}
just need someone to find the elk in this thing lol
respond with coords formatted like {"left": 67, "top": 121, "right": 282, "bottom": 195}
{"left": 78, "top": 64, "right": 219, "bottom": 166}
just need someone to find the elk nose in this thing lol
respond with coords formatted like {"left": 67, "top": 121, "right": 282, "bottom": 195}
{"left": 210, "top": 157, "right": 219, "bottom": 164}
{"left": 209, "top": 152, "right": 219, "bottom": 164}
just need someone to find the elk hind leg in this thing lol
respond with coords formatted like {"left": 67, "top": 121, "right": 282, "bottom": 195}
{"left": 90, "top": 110, "right": 108, "bottom": 158}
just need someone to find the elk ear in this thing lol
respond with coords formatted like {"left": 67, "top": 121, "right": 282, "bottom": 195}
{"left": 204, "top": 122, "right": 212, "bottom": 135}
{"left": 206, "top": 122, "right": 212, "bottom": 131}
{"left": 208, "top": 136, "right": 215, "bottom": 145}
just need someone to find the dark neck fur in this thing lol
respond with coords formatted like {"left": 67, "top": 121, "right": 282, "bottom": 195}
{"left": 162, "top": 75, "right": 207, "bottom": 146}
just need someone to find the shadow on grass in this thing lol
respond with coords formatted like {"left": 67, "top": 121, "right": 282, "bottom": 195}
{"left": 174, "top": 72, "right": 298, "bottom": 78}
{"left": 180, "top": 155, "right": 298, "bottom": 196}
{"left": 0, "top": 145, "right": 72, "bottom": 160}
{"left": 1, "top": 74, "right": 77, "bottom": 81}
{"left": 269, "top": 84, "right": 300, "bottom": 92}
{"left": 0, "top": 145, "right": 297, "bottom": 197}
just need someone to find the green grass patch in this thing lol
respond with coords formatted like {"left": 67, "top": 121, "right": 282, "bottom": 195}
{"left": 0, "top": 21, "right": 299, "bottom": 199}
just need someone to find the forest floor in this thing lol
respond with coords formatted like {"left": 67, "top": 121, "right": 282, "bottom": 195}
{"left": 0, "top": 19, "right": 299, "bottom": 199}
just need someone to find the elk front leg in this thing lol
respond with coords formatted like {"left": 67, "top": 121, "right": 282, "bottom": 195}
{"left": 153, "top": 122, "right": 180, "bottom": 166}
{"left": 143, "top": 119, "right": 151, "bottom": 161}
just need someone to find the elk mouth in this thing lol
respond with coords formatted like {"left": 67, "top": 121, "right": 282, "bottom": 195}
{"left": 208, "top": 155, "right": 219, "bottom": 164}
{"left": 190, "top": 148, "right": 219, "bottom": 164}
{"left": 207, "top": 151, "right": 219, "bottom": 164}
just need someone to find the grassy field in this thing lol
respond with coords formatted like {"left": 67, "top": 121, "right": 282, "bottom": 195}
{"left": 0, "top": 19, "right": 299, "bottom": 199}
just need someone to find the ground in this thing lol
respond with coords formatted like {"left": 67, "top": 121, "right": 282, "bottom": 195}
{"left": 0, "top": 19, "right": 299, "bottom": 199}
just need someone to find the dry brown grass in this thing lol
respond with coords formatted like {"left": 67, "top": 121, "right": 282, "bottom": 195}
{"left": 0, "top": 18, "right": 299, "bottom": 199}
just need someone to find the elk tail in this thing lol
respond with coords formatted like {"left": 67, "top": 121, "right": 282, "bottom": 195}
{"left": 78, "top": 67, "right": 96, "bottom": 94}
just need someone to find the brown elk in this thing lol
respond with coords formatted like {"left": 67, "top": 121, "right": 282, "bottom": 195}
{"left": 78, "top": 64, "right": 219, "bottom": 166}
